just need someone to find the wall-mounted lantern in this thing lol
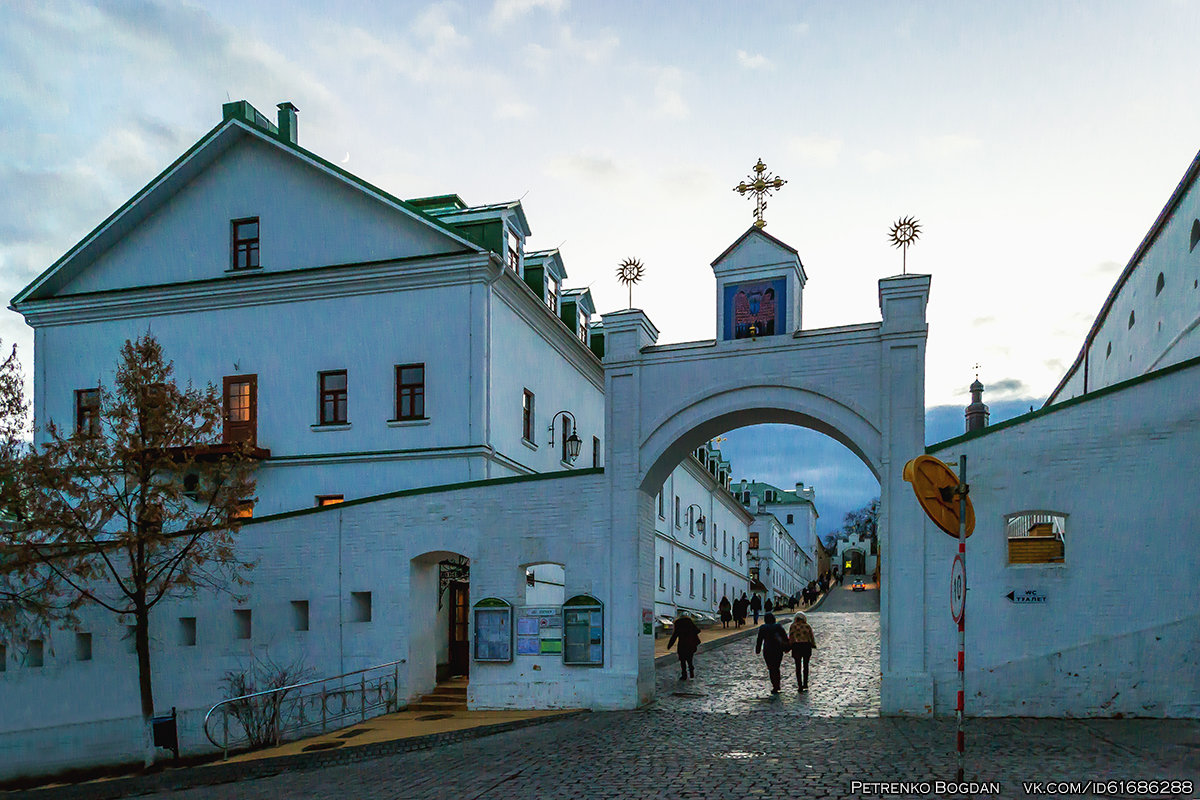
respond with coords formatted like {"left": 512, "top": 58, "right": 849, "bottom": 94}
{"left": 549, "top": 410, "right": 583, "bottom": 463}
{"left": 685, "top": 503, "right": 706, "bottom": 534}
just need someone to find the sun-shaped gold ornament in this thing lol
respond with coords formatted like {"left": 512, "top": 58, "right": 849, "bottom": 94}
{"left": 616, "top": 257, "right": 645, "bottom": 309}
{"left": 888, "top": 215, "right": 922, "bottom": 274}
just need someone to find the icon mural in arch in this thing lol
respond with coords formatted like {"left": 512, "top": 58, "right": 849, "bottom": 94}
{"left": 724, "top": 277, "right": 787, "bottom": 340}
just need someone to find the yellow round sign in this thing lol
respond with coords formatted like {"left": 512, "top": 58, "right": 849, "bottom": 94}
{"left": 903, "top": 455, "right": 975, "bottom": 538}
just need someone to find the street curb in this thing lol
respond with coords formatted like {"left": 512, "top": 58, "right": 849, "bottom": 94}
{"left": 9, "top": 710, "right": 588, "bottom": 800}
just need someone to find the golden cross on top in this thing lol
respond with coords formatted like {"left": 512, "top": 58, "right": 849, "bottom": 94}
{"left": 734, "top": 158, "right": 787, "bottom": 229}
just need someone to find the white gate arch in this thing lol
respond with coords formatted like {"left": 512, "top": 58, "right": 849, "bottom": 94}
{"left": 599, "top": 228, "right": 933, "bottom": 715}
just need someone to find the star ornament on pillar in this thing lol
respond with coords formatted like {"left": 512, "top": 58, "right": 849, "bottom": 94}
{"left": 888, "top": 215, "right": 922, "bottom": 275}
{"left": 616, "top": 257, "right": 645, "bottom": 309}
{"left": 734, "top": 158, "right": 787, "bottom": 229}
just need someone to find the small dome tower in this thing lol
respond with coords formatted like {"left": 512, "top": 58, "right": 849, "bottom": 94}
{"left": 965, "top": 378, "right": 990, "bottom": 433}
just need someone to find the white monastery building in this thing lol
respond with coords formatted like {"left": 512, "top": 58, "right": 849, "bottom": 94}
{"left": 1, "top": 99, "right": 1197, "bottom": 780}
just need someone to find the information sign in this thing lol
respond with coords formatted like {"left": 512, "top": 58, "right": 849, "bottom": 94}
{"left": 1005, "top": 590, "right": 1047, "bottom": 604}
{"left": 563, "top": 595, "right": 603, "bottom": 666}
{"left": 472, "top": 598, "right": 512, "bottom": 662}
{"left": 517, "top": 606, "right": 563, "bottom": 656}
{"left": 950, "top": 555, "right": 966, "bottom": 624}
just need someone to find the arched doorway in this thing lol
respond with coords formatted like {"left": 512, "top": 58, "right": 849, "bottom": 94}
{"left": 600, "top": 264, "right": 931, "bottom": 714}
{"left": 407, "top": 550, "right": 471, "bottom": 700}
{"left": 843, "top": 548, "right": 866, "bottom": 575}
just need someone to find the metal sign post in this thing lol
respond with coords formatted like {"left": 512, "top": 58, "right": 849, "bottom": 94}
{"left": 955, "top": 454, "right": 968, "bottom": 783}
{"left": 903, "top": 453, "right": 975, "bottom": 785}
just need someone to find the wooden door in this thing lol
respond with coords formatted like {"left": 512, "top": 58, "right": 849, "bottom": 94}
{"left": 223, "top": 375, "right": 257, "bottom": 446}
{"left": 448, "top": 581, "right": 469, "bottom": 677}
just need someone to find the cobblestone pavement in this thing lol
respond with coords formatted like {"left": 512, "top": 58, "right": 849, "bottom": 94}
{"left": 654, "top": 612, "right": 880, "bottom": 717}
{"left": 138, "top": 612, "right": 1199, "bottom": 799}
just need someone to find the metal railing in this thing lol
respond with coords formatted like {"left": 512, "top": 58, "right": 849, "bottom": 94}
{"left": 203, "top": 658, "right": 405, "bottom": 758}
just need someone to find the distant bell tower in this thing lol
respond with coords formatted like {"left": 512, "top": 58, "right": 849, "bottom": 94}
{"left": 964, "top": 378, "right": 990, "bottom": 432}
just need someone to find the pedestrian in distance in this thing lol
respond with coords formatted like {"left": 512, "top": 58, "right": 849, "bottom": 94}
{"left": 764, "top": 597, "right": 773, "bottom": 615}
{"left": 718, "top": 596, "right": 732, "bottom": 629}
{"left": 667, "top": 613, "right": 701, "bottom": 680}
{"left": 755, "top": 612, "right": 791, "bottom": 693}
{"left": 788, "top": 612, "right": 816, "bottom": 691}
{"left": 750, "top": 593, "right": 762, "bottom": 624}
{"left": 735, "top": 593, "right": 749, "bottom": 628}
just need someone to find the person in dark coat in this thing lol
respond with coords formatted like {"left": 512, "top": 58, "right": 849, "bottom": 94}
{"left": 667, "top": 614, "right": 701, "bottom": 680}
{"left": 764, "top": 597, "right": 773, "bottom": 614}
{"left": 788, "top": 612, "right": 816, "bottom": 691}
{"left": 750, "top": 593, "right": 762, "bottom": 624}
{"left": 735, "top": 593, "right": 749, "bottom": 627}
{"left": 718, "top": 596, "right": 732, "bottom": 628}
{"left": 754, "top": 612, "right": 790, "bottom": 693}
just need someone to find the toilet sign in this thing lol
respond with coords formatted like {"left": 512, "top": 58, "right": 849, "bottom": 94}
{"left": 950, "top": 554, "right": 966, "bottom": 624}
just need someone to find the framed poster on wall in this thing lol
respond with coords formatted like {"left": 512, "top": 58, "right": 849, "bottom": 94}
{"left": 472, "top": 598, "right": 512, "bottom": 662}
{"left": 517, "top": 606, "right": 562, "bottom": 656}
{"left": 562, "top": 595, "right": 603, "bottom": 666}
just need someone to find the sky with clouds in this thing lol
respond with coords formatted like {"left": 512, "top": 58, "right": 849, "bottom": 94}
{"left": 3, "top": 1, "right": 1199, "bottom": 534}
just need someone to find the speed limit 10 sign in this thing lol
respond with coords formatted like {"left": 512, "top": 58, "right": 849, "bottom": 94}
{"left": 950, "top": 554, "right": 966, "bottom": 624}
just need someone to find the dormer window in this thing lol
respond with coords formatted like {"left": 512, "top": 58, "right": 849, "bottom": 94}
{"left": 231, "top": 217, "right": 260, "bottom": 270}
{"left": 546, "top": 276, "right": 559, "bottom": 313}
{"left": 506, "top": 227, "right": 521, "bottom": 272}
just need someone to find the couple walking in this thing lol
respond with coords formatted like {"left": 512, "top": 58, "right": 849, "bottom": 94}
{"left": 754, "top": 612, "right": 817, "bottom": 693}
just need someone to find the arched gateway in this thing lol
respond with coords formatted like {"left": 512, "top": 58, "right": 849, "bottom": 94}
{"left": 601, "top": 227, "right": 933, "bottom": 715}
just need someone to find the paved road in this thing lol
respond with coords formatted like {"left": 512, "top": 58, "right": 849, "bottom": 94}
{"left": 816, "top": 576, "right": 880, "bottom": 613}
{"left": 139, "top": 611, "right": 1199, "bottom": 799}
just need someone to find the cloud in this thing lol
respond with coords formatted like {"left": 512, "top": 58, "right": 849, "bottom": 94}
{"left": 1092, "top": 260, "right": 1122, "bottom": 276}
{"left": 653, "top": 66, "right": 688, "bottom": 119}
{"left": 546, "top": 153, "right": 621, "bottom": 182}
{"left": 495, "top": 101, "right": 533, "bottom": 120}
{"left": 736, "top": 50, "right": 770, "bottom": 70}
{"left": 793, "top": 22, "right": 810, "bottom": 36}
{"left": 789, "top": 135, "right": 843, "bottom": 168}
{"left": 490, "top": 0, "right": 566, "bottom": 26}
{"left": 971, "top": 377, "right": 1028, "bottom": 396}
{"left": 557, "top": 24, "right": 619, "bottom": 63}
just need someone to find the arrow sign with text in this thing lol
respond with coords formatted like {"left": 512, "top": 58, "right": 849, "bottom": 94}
{"left": 1006, "top": 590, "right": 1046, "bottom": 604}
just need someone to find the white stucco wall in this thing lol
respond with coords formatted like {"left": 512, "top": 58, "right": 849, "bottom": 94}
{"left": 0, "top": 470, "right": 620, "bottom": 781}
{"left": 925, "top": 359, "right": 1200, "bottom": 717}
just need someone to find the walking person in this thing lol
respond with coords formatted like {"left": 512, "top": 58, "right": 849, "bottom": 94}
{"left": 735, "top": 593, "right": 749, "bottom": 628}
{"left": 764, "top": 597, "right": 773, "bottom": 615}
{"left": 718, "top": 596, "right": 732, "bottom": 629}
{"left": 750, "top": 593, "right": 762, "bottom": 624}
{"left": 667, "top": 613, "right": 701, "bottom": 680}
{"left": 754, "top": 612, "right": 790, "bottom": 693}
{"left": 789, "top": 612, "right": 816, "bottom": 691}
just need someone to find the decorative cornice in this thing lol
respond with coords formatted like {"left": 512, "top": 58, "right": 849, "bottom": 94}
{"left": 15, "top": 252, "right": 492, "bottom": 327}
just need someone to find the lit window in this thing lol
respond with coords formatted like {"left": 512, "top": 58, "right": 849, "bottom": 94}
{"left": 395, "top": 364, "right": 425, "bottom": 420}
{"left": 75, "top": 388, "right": 100, "bottom": 436}
{"left": 233, "top": 501, "right": 254, "bottom": 519}
{"left": 231, "top": 217, "right": 260, "bottom": 270}
{"left": 319, "top": 370, "right": 348, "bottom": 425}
{"left": 316, "top": 495, "right": 344, "bottom": 507}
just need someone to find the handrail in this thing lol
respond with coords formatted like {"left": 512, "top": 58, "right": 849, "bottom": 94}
{"left": 203, "top": 658, "right": 406, "bottom": 758}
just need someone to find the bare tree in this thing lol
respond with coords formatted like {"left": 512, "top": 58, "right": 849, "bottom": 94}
{"left": 6, "top": 334, "right": 259, "bottom": 766}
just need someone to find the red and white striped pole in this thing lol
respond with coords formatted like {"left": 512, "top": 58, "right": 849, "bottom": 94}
{"left": 956, "top": 454, "right": 968, "bottom": 783}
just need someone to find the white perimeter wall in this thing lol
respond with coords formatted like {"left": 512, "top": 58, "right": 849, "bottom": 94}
{"left": 0, "top": 470, "right": 618, "bottom": 781}
{"left": 924, "top": 359, "right": 1200, "bottom": 717}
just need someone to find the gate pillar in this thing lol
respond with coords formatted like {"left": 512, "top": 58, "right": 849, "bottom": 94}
{"left": 878, "top": 273, "right": 934, "bottom": 714}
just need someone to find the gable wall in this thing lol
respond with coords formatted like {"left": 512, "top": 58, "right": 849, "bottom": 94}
{"left": 58, "top": 135, "right": 466, "bottom": 297}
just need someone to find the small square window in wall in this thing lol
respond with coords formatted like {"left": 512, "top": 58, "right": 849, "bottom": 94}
{"left": 292, "top": 601, "right": 309, "bottom": 632}
{"left": 179, "top": 617, "right": 197, "bottom": 646}
{"left": 75, "top": 632, "right": 92, "bottom": 661}
{"left": 231, "top": 217, "right": 260, "bottom": 269}
{"left": 234, "top": 609, "right": 252, "bottom": 640}
{"left": 27, "top": 640, "right": 44, "bottom": 668}
{"left": 1005, "top": 512, "right": 1066, "bottom": 565}
{"left": 75, "top": 388, "right": 100, "bottom": 436}
{"left": 351, "top": 592, "right": 372, "bottom": 623}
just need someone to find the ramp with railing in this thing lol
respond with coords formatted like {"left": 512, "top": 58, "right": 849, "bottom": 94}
{"left": 203, "top": 659, "right": 405, "bottom": 758}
